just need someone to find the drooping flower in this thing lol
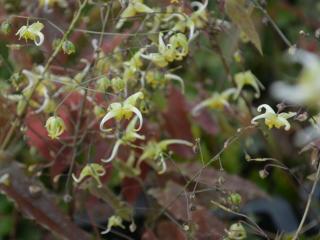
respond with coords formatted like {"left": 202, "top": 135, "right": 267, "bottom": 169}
{"left": 72, "top": 163, "right": 106, "bottom": 187}
{"left": 116, "top": 0, "right": 154, "bottom": 29}
{"left": 100, "top": 92, "right": 144, "bottom": 132}
{"left": 102, "top": 116, "right": 145, "bottom": 163}
{"left": 192, "top": 88, "right": 236, "bottom": 116}
{"left": 226, "top": 223, "right": 247, "bottom": 240}
{"left": 45, "top": 116, "right": 66, "bottom": 139}
{"left": 251, "top": 104, "right": 296, "bottom": 131}
{"left": 101, "top": 215, "right": 125, "bottom": 234}
{"left": 141, "top": 33, "right": 189, "bottom": 67}
{"left": 145, "top": 71, "right": 185, "bottom": 92}
{"left": 138, "top": 139, "right": 193, "bottom": 174}
{"left": 16, "top": 21, "right": 44, "bottom": 46}
{"left": 234, "top": 70, "right": 264, "bottom": 99}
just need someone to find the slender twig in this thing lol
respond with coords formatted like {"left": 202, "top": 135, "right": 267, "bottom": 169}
{"left": 292, "top": 160, "right": 320, "bottom": 240}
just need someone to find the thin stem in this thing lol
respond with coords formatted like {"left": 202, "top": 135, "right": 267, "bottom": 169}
{"left": 0, "top": 0, "right": 88, "bottom": 151}
{"left": 292, "top": 160, "right": 320, "bottom": 240}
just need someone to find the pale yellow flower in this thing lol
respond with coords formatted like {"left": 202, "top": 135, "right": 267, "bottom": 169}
{"left": 100, "top": 92, "right": 144, "bottom": 132}
{"left": 251, "top": 104, "right": 296, "bottom": 131}
{"left": 192, "top": 88, "right": 236, "bottom": 115}
{"left": 45, "top": 116, "right": 65, "bottom": 139}
{"left": 72, "top": 163, "right": 105, "bottom": 187}
{"left": 16, "top": 21, "right": 44, "bottom": 46}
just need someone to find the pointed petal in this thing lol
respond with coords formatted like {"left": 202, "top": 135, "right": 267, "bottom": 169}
{"left": 100, "top": 110, "right": 116, "bottom": 132}
{"left": 129, "top": 106, "right": 143, "bottom": 131}
{"left": 101, "top": 140, "right": 122, "bottom": 163}
{"left": 257, "top": 104, "right": 275, "bottom": 114}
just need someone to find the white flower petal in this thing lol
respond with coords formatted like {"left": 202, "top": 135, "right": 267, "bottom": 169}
{"left": 100, "top": 110, "right": 116, "bottom": 132}
{"left": 101, "top": 140, "right": 122, "bottom": 163}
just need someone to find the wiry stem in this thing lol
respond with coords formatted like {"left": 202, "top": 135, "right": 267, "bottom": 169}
{"left": 292, "top": 160, "right": 320, "bottom": 240}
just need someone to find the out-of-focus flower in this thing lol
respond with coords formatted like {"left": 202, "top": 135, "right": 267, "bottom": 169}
{"left": 190, "top": 0, "right": 208, "bottom": 28}
{"left": 101, "top": 215, "right": 125, "bottom": 234}
{"left": 138, "top": 139, "right": 193, "bottom": 174}
{"left": 1, "top": 20, "right": 11, "bottom": 35}
{"left": 102, "top": 116, "right": 145, "bottom": 163}
{"left": 116, "top": 0, "right": 154, "bottom": 29}
{"left": 39, "top": 0, "right": 67, "bottom": 12}
{"left": 16, "top": 21, "right": 44, "bottom": 46}
{"left": 192, "top": 88, "right": 236, "bottom": 116}
{"left": 251, "top": 104, "right": 296, "bottom": 131}
{"left": 271, "top": 50, "right": 320, "bottom": 107}
{"left": 234, "top": 70, "right": 264, "bottom": 99}
{"left": 45, "top": 116, "right": 66, "bottom": 139}
{"left": 72, "top": 163, "right": 105, "bottom": 187}
{"left": 145, "top": 71, "right": 185, "bottom": 92}
{"left": 100, "top": 92, "right": 144, "bottom": 132}
{"left": 226, "top": 223, "right": 247, "bottom": 240}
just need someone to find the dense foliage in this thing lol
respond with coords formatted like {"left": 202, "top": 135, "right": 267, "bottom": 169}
{"left": 0, "top": 0, "right": 320, "bottom": 239}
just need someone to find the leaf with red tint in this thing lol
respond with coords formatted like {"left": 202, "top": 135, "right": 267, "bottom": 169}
{"left": 168, "top": 162, "right": 267, "bottom": 203}
{"left": 192, "top": 109, "right": 219, "bottom": 135}
{"left": 141, "top": 229, "right": 158, "bottom": 240}
{"left": 156, "top": 221, "right": 186, "bottom": 240}
{"left": 0, "top": 160, "right": 91, "bottom": 240}
{"left": 148, "top": 181, "right": 189, "bottom": 220}
{"left": 191, "top": 208, "right": 225, "bottom": 240}
{"left": 162, "top": 86, "right": 194, "bottom": 158}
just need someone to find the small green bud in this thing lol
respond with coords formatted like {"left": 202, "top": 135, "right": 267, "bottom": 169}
{"left": 111, "top": 77, "right": 126, "bottom": 93}
{"left": 227, "top": 223, "right": 247, "bottom": 240}
{"left": 1, "top": 21, "right": 11, "bottom": 35}
{"left": 62, "top": 40, "right": 76, "bottom": 55}
{"left": 228, "top": 193, "right": 242, "bottom": 206}
{"left": 45, "top": 116, "right": 65, "bottom": 139}
{"left": 96, "top": 76, "right": 111, "bottom": 92}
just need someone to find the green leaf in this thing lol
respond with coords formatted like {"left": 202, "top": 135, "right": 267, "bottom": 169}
{"left": 225, "top": 0, "right": 263, "bottom": 54}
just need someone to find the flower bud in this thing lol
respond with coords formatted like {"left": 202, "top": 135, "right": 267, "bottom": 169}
{"left": 111, "top": 77, "right": 126, "bottom": 93}
{"left": 1, "top": 21, "right": 11, "bottom": 35}
{"left": 96, "top": 76, "right": 111, "bottom": 92}
{"left": 228, "top": 193, "right": 242, "bottom": 206}
{"left": 227, "top": 223, "right": 247, "bottom": 240}
{"left": 62, "top": 40, "right": 76, "bottom": 55}
{"left": 45, "top": 116, "right": 65, "bottom": 139}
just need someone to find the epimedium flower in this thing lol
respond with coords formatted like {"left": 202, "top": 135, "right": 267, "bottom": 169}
{"left": 16, "top": 21, "right": 44, "bottom": 46}
{"left": 116, "top": 0, "right": 154, "bottom": 29}
{"left": 234, "top": 70, "right": 264, "bottom": 99}
{"left": 190, "top": 0, "right": 208, "bottom": 29}
{"left": 101, "top": 215, "right": 125, "bottom": 234}
{"left": 138, "top": 139, "right": 193, "bottom": 174}
{"left": 226, "top": 223, "right": 247, "bottom": 240}
{"left": 72, "top": 163, "right": 106, "bottom": 187}
{"left": 102, "top": 116, "right": 145, "bottom": 163}
{"left": 145, "top": 70, "right": 185, "bottom": 92}
{"left": 141, "top": 32, "right": 189, "bottom": 67}
{"left": 192, "top": 88, "right": 237, "bottom": 116}
{"left": 271, "top": 50, "right": 320, "bottom": 108}
{"left": 45, "top": 116, "right": 66, "bottom": 139}
{"left": 100, "top": 91, "right": 144, "bottom": 132}
{"left": 251, "top": 104, "right": 297, "bottom": 131}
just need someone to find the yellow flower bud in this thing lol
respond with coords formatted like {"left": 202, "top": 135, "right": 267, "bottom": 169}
{"left": 45, "top": 116, "right": 65, "bottom": 139}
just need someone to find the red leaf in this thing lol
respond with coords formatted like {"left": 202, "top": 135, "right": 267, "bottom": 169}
{"left": 162, "top": 86, "right": 194, "bottom": 158}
